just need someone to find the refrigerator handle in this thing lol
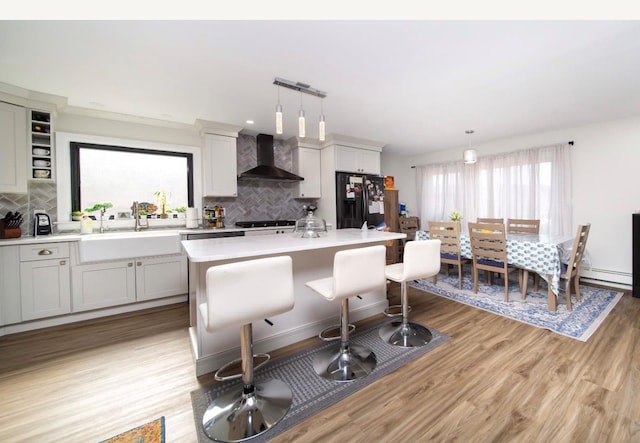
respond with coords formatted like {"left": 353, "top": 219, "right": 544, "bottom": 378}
{"left": 362, "top": 175, "right": 368, "bottom": 226}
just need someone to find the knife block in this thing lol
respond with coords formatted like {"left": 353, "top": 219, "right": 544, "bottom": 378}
{"left": 0, "top": 220, "right": 22, "bottom": 239}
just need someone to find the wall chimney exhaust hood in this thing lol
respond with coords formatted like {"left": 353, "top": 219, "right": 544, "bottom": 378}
{"left": 238, "top": 134, "right": 304, "bottom": 182}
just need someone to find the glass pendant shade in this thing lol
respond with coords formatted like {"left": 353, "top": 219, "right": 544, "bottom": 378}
{"left": 298, "top": 109, "right": 306, "bottom": 138}
{"left": 275, "top": 103, "right": 283, "bottom": 135}
{"left": 463, "top": 149, "right": 477, "bottom": 164}
{"left": 318, "top": 114, "right": 325, "bottom": 142}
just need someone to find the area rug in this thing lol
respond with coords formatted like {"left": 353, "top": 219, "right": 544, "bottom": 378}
{"left": 191, "top": 319, "right": 448, "bottom": 442}
{"left": 100, "top": 416, "right": 165, "bottom": 443}
{"left": 409, "top": 271, "right": 623, "bottom": 342}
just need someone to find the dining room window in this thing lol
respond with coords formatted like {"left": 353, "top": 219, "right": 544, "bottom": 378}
{"left": 416, "top": 142, "right": 572, "bottom": 236}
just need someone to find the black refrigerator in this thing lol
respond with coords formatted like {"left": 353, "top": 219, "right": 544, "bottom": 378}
{"left": 335, "top": 172, "right": 386, "bottom": 229}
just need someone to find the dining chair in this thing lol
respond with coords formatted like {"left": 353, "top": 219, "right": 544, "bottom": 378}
{"left": 507, "top": 218, "right": 541, "bottom": 290}
{"left": 428, "top": 220, "right": 470, "bottom": 289}
{"left": 398, "top": 216, "right": 420, "bottom": 261}
{"left": 559, "top": 223, "right": 591, "bottom": 311}
{"left": 468, "top": 222, "right": 520, "bottom": 301}
{"left": 477, "top": 217, "right": 504, "bottom": 224}
{"left": 507, "top": 218, "right": 540, "bottom": 234}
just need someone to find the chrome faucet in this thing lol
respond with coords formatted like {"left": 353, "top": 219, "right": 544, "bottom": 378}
{"left": 132, "top": 201, "right": 149, "bottom": 231}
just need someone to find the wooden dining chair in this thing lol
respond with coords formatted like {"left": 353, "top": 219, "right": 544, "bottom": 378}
{"left": 507, "top": 218, "right": 541, "bottom": 290}
{"left": 560, "top": 223, "right": 591, "bottom": 311}
{"left": 468, "top": 222, "right": 519, "bottom": 301}
{"left": 507, "top": 218, "right": 540, "bottom": 234}
{"left": 398, "top": 216, "right": 420, "bottom": 261}
{"left": 477, "top": 217, "right": 504, "bottom": 224}
{"left": 428, "top": 220, "right": 470, "bottom": 289}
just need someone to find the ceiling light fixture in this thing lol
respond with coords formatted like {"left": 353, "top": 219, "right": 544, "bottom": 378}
{"left": 298, "top": 92, "right": 306, "bottom": 138}
{"left": 318, "top": 98, "right": 326, "bottom": 142}
{"left": 273, "top": 77, "right": 327, "bottom": 140}
{"left": 463, "top": 130, "right": 477, "bottom": 164}
{"left": 275, "top": 85, "right": 283, "bottom": 135}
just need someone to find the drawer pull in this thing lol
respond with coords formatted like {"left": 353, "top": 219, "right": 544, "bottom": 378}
{"left": 59, "top": 260, "right": 66, "bottom": 266}
{"left": 137, "top": 261, "right": 142, "bottom": 267}
{"left": 38, "top": 249, "right": 53, "bottom": 256}
{"left": 128, "top": 262, "right": 133, "bottom": 267}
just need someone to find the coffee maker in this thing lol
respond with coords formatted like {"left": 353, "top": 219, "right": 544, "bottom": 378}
{"left": 34, "top": 212, "right": 52, "bottom": 236}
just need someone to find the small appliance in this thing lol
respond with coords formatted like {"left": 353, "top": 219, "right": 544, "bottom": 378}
{"left": 34, "top": 212, "right": 52, "bottom": 236}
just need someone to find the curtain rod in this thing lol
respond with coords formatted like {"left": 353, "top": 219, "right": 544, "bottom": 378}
{"left": 410, "top": 140, "right": 574, "bottom": 168}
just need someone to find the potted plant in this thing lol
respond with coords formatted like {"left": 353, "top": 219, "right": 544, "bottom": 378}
{"left": 84, "top": 202, "right": 113, "bottom": 233}
{"left": 71, "top": 211, "right": 84, "bottom": 221}
{"left": 154, "top": 190, "right": 170, "bottom": 219}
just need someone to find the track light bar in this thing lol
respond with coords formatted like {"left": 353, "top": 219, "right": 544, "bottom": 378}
{"left": 273, "top": 77, "right": 327, "bottom": 99}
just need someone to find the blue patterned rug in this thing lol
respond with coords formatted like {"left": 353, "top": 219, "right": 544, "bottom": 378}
{"left": 409, "top": 271, "right": 623, "bottom": 341}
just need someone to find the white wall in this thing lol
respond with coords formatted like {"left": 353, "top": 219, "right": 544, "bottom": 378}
{"left": 381, "top": 115, "right": 640, "bottom": 286}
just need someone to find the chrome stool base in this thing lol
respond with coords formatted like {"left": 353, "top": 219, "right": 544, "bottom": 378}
{"left": 313, "top": 344, "right": 376, "bottom": 382}
{"left": 202, "top": 378, "right": 292, "bottom": 443}
{"left": 379, "top": 321, "right": 432, "bottom": 347}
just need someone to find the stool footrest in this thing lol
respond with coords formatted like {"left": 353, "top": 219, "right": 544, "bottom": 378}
{"left": 214, "top": 353, "right": 271, "bottom": 381}
{"left": 383, "top": 304, "right": 411, "bottom": 317}
{"left": 318, "top": 324, "right": 355, "bottom": 341}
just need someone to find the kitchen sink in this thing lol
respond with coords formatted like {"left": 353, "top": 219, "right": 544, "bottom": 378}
{"left": 77, "top": 230, "right": 182, "bottom": 263}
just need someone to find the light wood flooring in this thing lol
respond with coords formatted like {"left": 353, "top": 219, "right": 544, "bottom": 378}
{"left": 1, "top": 282, "right": 639, "bottom": 442}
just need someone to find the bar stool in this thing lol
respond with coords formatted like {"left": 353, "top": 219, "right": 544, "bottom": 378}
{"left": 379, "top": 239, "right": 441, "bottom": 347}
{"left": 305, "top": 245, "right": 387, "bottom": 382}
{"left": 199, "top": 256, "right": 295, "bottom": 443}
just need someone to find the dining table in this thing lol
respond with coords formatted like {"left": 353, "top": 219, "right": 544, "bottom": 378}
{"left": 416, "top": 230, "right": 574, "bottom": 311}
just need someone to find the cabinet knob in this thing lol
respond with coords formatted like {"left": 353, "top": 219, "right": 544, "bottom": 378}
{"left": 38, "top": 249, "right": 53, "bottom": 255}
{"left": 137, "top": 261, "right": 142, "bottom": 266}
{"left": 128, "top": 262, "right": 133, "bottom": 267}
{"left": 59, "top": 260, "right": 66, "bottom": 266}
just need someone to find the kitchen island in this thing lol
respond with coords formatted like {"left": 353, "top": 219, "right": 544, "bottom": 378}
{"left": 181, "top": 228, "right": 405, "bottom": 376}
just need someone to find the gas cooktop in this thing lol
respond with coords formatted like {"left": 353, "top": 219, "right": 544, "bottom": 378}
{"left": 235, "top": 220, "right": 296, "bottom": 228}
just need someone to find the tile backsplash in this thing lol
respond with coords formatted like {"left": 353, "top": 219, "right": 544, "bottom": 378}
{"left": 203, "top": 134, "right": 317, "bottom": 224}
{"left": 0, "top": 181, "right": 58, "bottom": 236}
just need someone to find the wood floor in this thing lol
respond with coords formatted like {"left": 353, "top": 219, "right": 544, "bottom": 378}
{"left": 1, "top": 282, "right": 638, "bottom": 442}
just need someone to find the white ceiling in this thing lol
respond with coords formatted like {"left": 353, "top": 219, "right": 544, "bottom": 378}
{"left": 1, "top": 20, "right": 640, "bottom": 155}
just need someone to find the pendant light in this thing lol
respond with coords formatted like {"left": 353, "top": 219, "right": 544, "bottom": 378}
{"left": 275, "top": 85, "right": 283, "bottom": 135}
{"left": 318, "top": 98, "right": 326, "bottom": 142}
{"left": 273, "top": 77, "right": 326, "bottom": 140}
{"left": 298, "top": 92, "right": 306, "bottom": 138}
{"left": 463, "top": 130, "right": 477, "bottom": 164}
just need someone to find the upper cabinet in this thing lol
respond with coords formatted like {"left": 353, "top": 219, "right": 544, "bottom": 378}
{"left": 335, "top": 145, "right": 380, "bottom": 175}
{"left": 288, "top": 136, "right": 321, "bottom": 199}
{"left": 197, "top": 120, "right": 243, "bottom": 198}
{"left": 0, "top": 102, "right": 28, "bottom": 194}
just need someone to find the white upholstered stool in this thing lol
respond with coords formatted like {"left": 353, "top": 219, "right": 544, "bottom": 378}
{"left": 305, "top": 245, "right": 386, "bottom": 382}
{"left": 379, "top": 239, "right": 441, "bottom": 347}
{"left": 199, "top": 256, "right": 295, "bottom": 443}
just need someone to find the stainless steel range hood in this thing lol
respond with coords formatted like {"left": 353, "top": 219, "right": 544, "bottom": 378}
{"left": 238, "top": 134, "right": 304, "bottom": 182}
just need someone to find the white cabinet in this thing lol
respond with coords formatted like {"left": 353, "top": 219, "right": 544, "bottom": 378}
{"left": 136, "top": 254, "right": 188, "bottom": 301}
{"left": 0, "top": 246, "right": 21, "bottom": 325}
{"left": 71, "top": 260, "right": 136, "bottom": 312}
{"left": 19, "top": 243, "right": 71, "bottom": 321}
{"left": 0, "top": 101, "right": 28, "bottom": 194}
{"left": 203, "top": 134, "right": 238, "bottom": 197}
{"left": 72, "top": 254, "right": 187, "bottom": 311}
{"left": 335, "top": 145, "right": 380, "bottom": 174}
{"left": 292, "top": 147, "right": 321, "bottom": 198}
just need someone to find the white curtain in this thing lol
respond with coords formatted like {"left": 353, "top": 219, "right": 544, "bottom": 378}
{"left": 416, "top": 143, "right": 572, "bottom": 236}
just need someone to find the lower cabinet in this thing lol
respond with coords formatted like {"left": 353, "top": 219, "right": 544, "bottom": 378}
{"left": 20, "top": 243, "right": 71, "bottom": 321}
{"left": 72, "top": 254, "right": 187, "bottom": 312}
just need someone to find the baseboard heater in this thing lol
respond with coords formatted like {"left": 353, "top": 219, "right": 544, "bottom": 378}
{"left": 581, "top": 267, "right": 632, "bottom": 290}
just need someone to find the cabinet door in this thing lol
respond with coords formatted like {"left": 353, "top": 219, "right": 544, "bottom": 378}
{"left": 136, "top": 254, "right": 188, "bottom": 301}
{"left": 71, "top": 260, "right": 136, "bottom": 312}
{"left": 203, "top": 134, "right": 238, "bottom": 197}
{"left": 293, "top": 147, "right": 321, "bottom": 198}
{"left": 0, "top": 102, "right": 28, "bottom": 193}
{"left": 0, "top": 246, "right": 21, "bottom": 325}
{"left": 357, "top": 149, "right": 381, "bottom": 175}
{"left": 20, "top": 259, "right": 71, "bottom": 320}
{"left": 335, "top": 145, "right": 359, "bottom": 172}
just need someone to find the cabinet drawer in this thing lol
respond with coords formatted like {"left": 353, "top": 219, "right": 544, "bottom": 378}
{"left": 20, "top": 242, "right": 70, "bottom": 261}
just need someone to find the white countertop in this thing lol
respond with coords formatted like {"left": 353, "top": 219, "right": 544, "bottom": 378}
{"left": 181, "top": 229, "right": 406, "bottom": 263}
